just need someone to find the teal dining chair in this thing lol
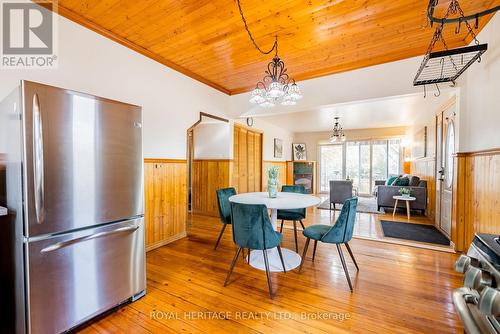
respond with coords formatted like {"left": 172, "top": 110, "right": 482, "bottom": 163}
{"left": 277, "top": 185, "right": 306, "bottom": 253}
{"left": 214, "top": 187, "right": 237, "bottom": 250}
{"left": 299, "top": 197, "right": 359, "bottom": 292}
{"left": 224, "top": 202, "right": 286, "bottom": 298}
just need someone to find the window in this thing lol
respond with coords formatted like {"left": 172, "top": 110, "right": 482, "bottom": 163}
{"left": 319, "top": 144, "right": 343, "bottom": 192}
{"left": 318, "top": 138, "right": 401, "bottom": 194}
{"left": 445, "top": 122, "right": 455, "bottom": 189}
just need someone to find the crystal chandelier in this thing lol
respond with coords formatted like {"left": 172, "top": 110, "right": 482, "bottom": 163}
{"left": 248, "top": 49, "right": 303, "bottom": 108}
{"left": 330, "top": 117, "right": 346, "bottom": 142}
{"left": 237, "top": 0, "right": 302, "bottom": 108}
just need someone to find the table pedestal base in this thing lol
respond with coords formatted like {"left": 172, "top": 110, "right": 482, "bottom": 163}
{"left": 247, "top": 247, "right": 301, "bottom": 272}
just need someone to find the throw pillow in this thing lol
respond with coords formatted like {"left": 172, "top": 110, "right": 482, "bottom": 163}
{"left": 392, "top": 176, "right": 410, "bottom": 186}
{"left": 399, "top": 177, "right": 410, "bottom": 186}
{"left": 409, "top": 176, "right": 421, "bottom": 187}
{"left": 385, "top": 176, "right": 398, "bottom": 185}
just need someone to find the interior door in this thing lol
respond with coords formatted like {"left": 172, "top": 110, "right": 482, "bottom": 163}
{"left": 23, "top": 81, "right": 143, "bottom": 237}
{"left": 436, "top": 105, "right": 456, "bottom": 237}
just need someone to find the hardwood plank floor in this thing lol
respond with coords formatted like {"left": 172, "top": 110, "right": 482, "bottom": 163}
{"left": 79, "top": 211, "right": 463, "bottom": 333}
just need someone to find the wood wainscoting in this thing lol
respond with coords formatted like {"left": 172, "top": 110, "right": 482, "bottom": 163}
{"left": 191, "top": 159, "right": 231, "bottom": 217}
{"left": 144, "top": 159, "right": 187, "bottom": 251}
{"left": 262, "top": 161, "right": 287, "bottom": 191}
{"left": 453, "top": 149, "right": 500, "bottom": 251}
{"left": 411, "top": 157, "right": 436, "bottom": 221}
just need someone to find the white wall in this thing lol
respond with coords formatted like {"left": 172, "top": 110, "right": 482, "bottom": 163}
{"left": 458, "top": 12, "right": 500, "bottom": 152}
{"left": 193, "top": 122, "right": 231, "bottom": 159}
{"left": 0, "top": 14, "right": 229, "bottom": 159}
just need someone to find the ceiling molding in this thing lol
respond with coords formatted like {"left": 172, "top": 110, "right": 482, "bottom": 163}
{"left": 37, "top": 2, "right": 231, "bottom": 95}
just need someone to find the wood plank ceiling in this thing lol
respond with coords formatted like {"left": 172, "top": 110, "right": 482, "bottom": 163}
{"left": 49, "top": 0, "right": 499, "bottom": 94}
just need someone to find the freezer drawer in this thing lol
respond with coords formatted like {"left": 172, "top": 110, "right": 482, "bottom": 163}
{"left": 26, "top": 218, "right": 146, "bottom": 334}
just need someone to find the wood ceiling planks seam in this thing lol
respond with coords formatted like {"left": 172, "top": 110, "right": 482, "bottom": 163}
{"left": 37, "top": 0, "right": 499, "bottom": 95}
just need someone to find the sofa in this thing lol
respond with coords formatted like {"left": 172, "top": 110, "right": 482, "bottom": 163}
{"left": 374, "top": 175, "right": 427, "bottom": 215}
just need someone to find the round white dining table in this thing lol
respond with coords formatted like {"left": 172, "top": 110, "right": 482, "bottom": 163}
{"left": 228, "top": 192, "right": 321, "bottom": 272}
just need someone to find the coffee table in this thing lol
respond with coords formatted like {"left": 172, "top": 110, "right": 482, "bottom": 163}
{"left": 392, "top": 195, "right": 416, "bottom": 220}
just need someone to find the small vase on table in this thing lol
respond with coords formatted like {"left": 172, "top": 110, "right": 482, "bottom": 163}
{"left": 267, "top": 166, "right": 280, "bottom": 198}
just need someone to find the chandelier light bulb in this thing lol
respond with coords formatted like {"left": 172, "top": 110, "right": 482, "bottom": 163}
{"left": 288, "top": 83, "right": 303, "bottom": 100}
{"left": 249, "top": 88, "right": 266, "bottom": 104}
{"left": 267, "top": 82, "right": 285, "bottom": 98}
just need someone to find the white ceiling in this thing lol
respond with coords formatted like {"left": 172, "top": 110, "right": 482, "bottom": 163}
{"left": 250, "top": 91, "right": 455, "bottom": 133}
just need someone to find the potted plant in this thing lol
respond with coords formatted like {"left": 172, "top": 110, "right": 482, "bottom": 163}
{"left": 399, "top": 187, "right": 411, "bottom": 197}
{"left": 267, "top": 166, "right": 280, "bottom": 198}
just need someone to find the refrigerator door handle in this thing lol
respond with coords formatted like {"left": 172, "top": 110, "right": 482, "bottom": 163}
{"left": 40, "top": 224, "right": 139, "bottom": 253}
{"left": 33, "top": 93, "right": 45, "bottom": 224}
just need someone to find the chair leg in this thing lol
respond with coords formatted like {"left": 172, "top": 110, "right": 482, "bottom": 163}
{"left": 214, "top": 223, "right": 227, "bottom": 250}
{"left": 277, "top": 246, "right": 287, "bottom": 273}
{"left": 336, "top": 244, "right": 353, "bottom": 292}
{"left": 247, "top": 249, "right": 251, "bottom": 264}
{"left": 241, "top": 248, "right": 246, "bottom": 261}
{"left": 279, "top": 220, "right": 284, "bottom": 233}
{"left": 312, "top": 240, "right": 318, "bottom": 261}
{"left": 333, "top": 203, "right": 336, "bottom": 210}
{"left": 330, "top": 202, "right": 332, "bottom": 210}
{"left": 298, "top": 238, "right": 310, "bottom": 272}
{"left": 293, "top": 221, "right": 299, "bottom": 253}
{"left": 344, "top": 242, "right": 359, "bottom": 271}
{"left": 262, "top": 250, "right": 274, "bottom": 299}
{"left": 299, "top": 219, "right": 305, "bottom": 229}
{"left": 224, "top": 247, "right": 242, "bottom": 287}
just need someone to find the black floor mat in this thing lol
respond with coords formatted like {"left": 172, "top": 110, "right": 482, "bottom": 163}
{"left": 380, "top": 220, "right": 450, "bottom": 246}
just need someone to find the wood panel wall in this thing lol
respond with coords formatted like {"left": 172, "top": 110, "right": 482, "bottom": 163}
{"left": 453, "top": 149, "right": 500, "bottom": 251}
{"left": 411, "top": 157, "right": 436, "bottom": 220}
{"left": 191, "top": 159, "right": 231, "bottom": 217}
{"left": 262, "top": 161, "right": 287, "bottom": 191}
{"left": 232, "top": 125, "right": 262, "bottom": 193}
{"left": 144, "top": 159, "right": 187, "bottom": 251}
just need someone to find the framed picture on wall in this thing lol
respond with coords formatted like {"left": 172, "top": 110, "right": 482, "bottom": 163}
{"left": 274, "top": 138, "right": 283, "bottom": 158}
{"left": 293, "top": 143, "right": 307, "bottom": 161}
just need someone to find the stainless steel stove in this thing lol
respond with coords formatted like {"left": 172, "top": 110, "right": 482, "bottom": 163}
{"left": 454, "top": 234, "right": 500, "bottom": 334}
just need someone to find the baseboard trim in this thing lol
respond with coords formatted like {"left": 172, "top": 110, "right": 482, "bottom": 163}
{"left": 146, "top": 231, "right": 187, "bottom": 252}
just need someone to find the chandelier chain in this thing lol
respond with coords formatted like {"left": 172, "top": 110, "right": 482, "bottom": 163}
{"left": 237, "top": 0, "right": 277, "bottom": 55}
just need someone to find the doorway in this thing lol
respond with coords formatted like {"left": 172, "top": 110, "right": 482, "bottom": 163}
{"left": 435, "top": 100, "right": 456, "bottom": 237}
{"left": 187, "top": 113, "right": 230, "bottom": 216}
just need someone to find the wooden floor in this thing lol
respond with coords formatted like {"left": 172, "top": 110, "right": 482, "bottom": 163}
{"left": 79, "top": 210, "right": 464, "bottom": 334}
{"left": 315, "top": 195, "right": 453, "bottom": 251}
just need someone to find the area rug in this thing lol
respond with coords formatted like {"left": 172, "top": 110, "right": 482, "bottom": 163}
{"left": 318, "top": 196, "right": 380, "bottom": 214}
{"left": 380, "top": 220, "right": 450, "bottom": 246}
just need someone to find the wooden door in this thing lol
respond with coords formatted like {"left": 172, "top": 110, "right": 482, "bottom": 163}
{"left": 233, "top": 125, "right": 262, "bottom": 193}
{"left": 436, "top": 104, "right": 456, "bottom": 237}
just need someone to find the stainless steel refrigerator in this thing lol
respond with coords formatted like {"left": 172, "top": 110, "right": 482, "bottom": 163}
{"left": 0, "top": 81, "right": 146, "bottom": 334}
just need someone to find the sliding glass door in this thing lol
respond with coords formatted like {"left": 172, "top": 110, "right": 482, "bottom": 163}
{"left": 319, "top": 144, "right": 343, "bottom": 192}
{"left": 345, "top": 141, "right": 370, "bottom": 194}
{"left": 319, "top": 139, "right": 401, "bottom": 194}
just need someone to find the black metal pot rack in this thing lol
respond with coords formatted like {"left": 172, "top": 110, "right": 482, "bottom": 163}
{"left": 413, "top": 0, "right": 498, "bottom": 96}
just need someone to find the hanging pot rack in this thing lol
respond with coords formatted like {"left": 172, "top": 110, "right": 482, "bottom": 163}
{"left": 414, "top": 0, "right": 498, "bottom": 97}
